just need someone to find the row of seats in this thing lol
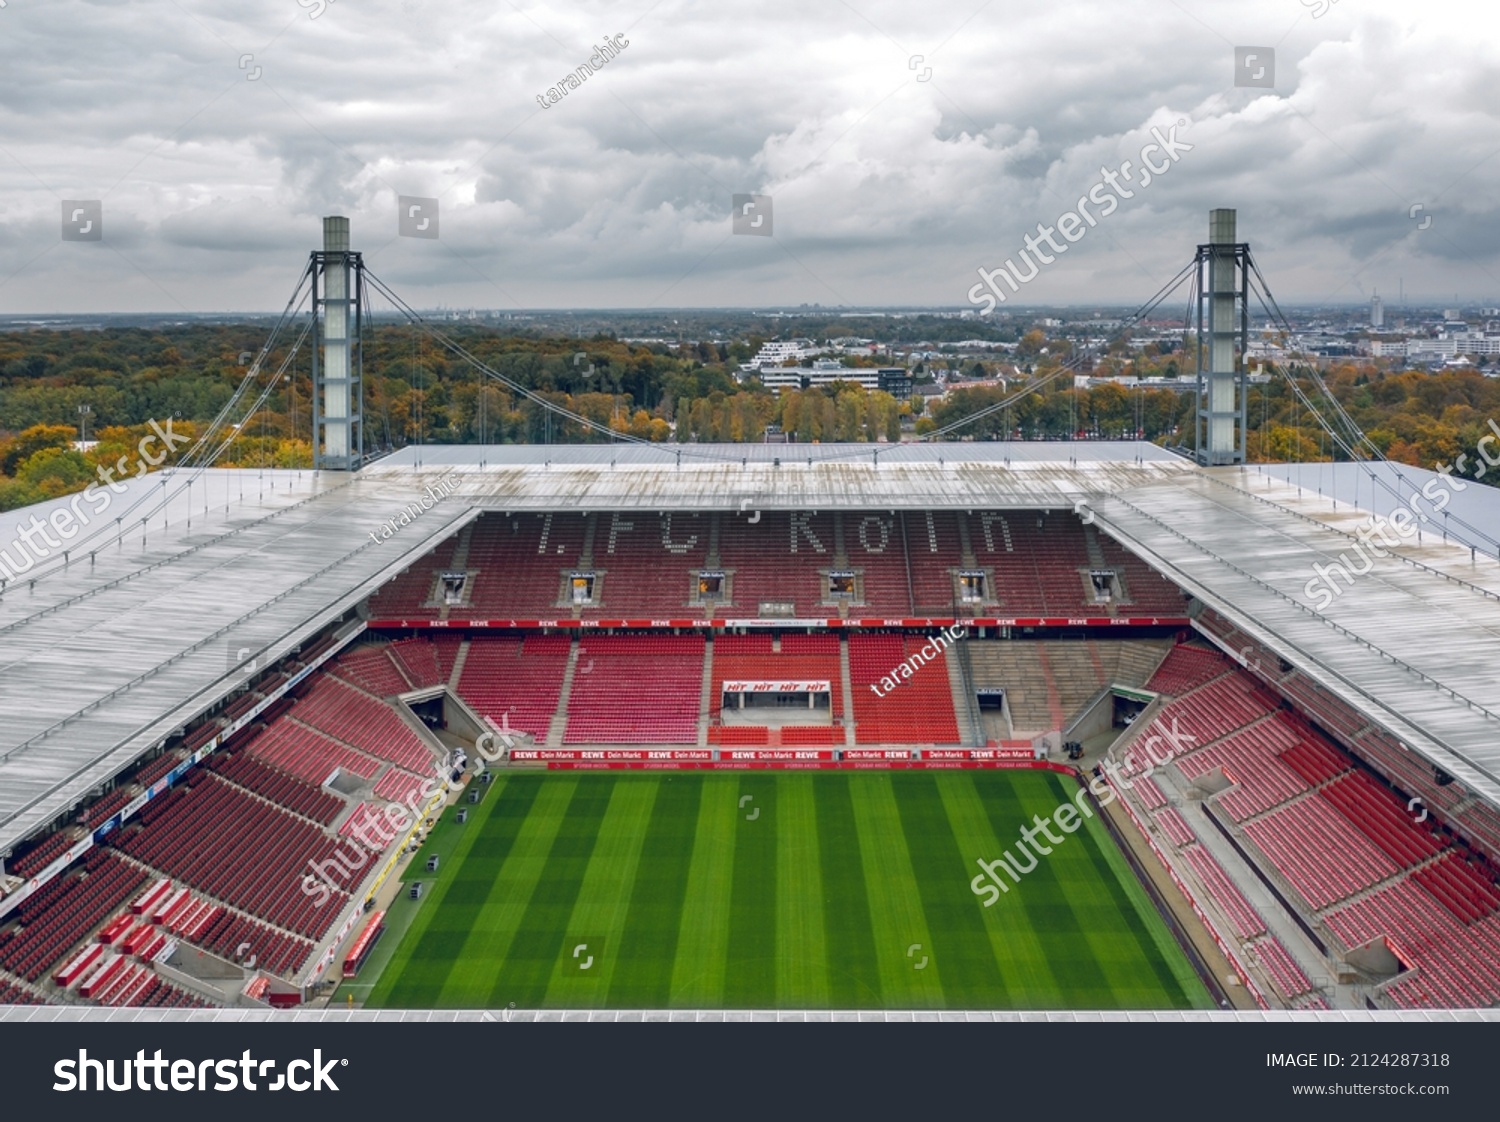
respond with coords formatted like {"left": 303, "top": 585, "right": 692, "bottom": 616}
{"left": 367, "top": 511, "right": 1186, "bottom": 619}
{"left": 1277, "top": 737, "right": 1353, "bottom": 788}
{"left": 457, "top": 634, "right": 571, "bottom": 737}
{"left": 565, "top": 635, "right": 706, "bottom": 743}
{"left": 710, "top": 633, "right": 843, "bottom": 718}
{"left": 0, "top": 978, "right": 43, "bottom": 1005}
{"left": 389, "top": 635, "right": 459, "bottom": 689}
{"left": 110, "top": 775, "right": 351, "bottom": 940}
{"left": 245, "top": 719, "right": 382, "bottom": 783}
{"left": 1154, "top": 806, "right": 1195, "bottom": 847}
{"left": 1145, "top": 644, "right": 1231, "bottom": 696}
{"left": 1242, "top": 797, "right": 1399, "bottom": 910}
{"left": 363, "top": 530, "right": 462, "bottom": 620}
{"left": 1327, "top": 879, "right": 1500, "bottom": 1008}
{"left": 208, "top": 751, "right": 344, "bottom": 826}
{"left": 1175, "top": 720, "right": 1307, "bottom": 822}
{"left": 1182, "top": 844, "right": 1267, "bottom": 939}
{"left": 8, "top": 829, "right": 76, "bottom": 878}
{"left": 1321, "top": 772, "right": 1445, "bottom": 868}
{"left": 292, "top": 678, "right": 436, "bottom": 773}
{"left": 191, "top": 907, "right": 314, "bottom": 980}
{"left": 1249, "top": 936, "right": 1314, "bottom": 1000}
{"left": 848, "top": 634, "right": 961, "bottom": 744}
{"left": 373, "top": 767, "right": 431, "bottom": 807}
{"left": 0, "top": 851, "right": 146, "bottom": 982}
{"left": 1411, "top": 852, "right": 1500, "bottom": 924}
{"left": 331, "top": 646, "right": 415, "bottom": 698}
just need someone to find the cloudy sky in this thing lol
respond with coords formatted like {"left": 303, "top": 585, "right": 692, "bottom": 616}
{"left": 0, "top": 0, "right": 1495, "bottom": 313}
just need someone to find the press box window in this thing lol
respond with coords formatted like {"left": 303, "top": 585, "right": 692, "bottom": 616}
{"left": 698, "top": 571, "right": 725, "bottom": 600}
{"left": 1089, "top": 570, "right": 1118, "bottom": 602}
{"left": 959, "top": 571, "right": 986, "bottom": 603}
{"left": 828, "top": 571, "right": 856, "bottom": 597}
{"left": 440, "top": 571, "right": 467, "bottom": 605}
{"left": 570, "top": 573, "right": 596, "bottom": 604}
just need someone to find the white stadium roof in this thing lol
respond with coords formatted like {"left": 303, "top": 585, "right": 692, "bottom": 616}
{"left": 1, "top": 442, "right": 1498, "bottom": 858}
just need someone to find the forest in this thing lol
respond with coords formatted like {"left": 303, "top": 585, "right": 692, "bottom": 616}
{"left": 1, "top": 322, "right": 1496, "bottom": 512}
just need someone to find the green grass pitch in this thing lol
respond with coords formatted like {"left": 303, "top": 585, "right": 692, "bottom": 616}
{"left": 357, "top": 771, "right": 1212, "bottom": 1010}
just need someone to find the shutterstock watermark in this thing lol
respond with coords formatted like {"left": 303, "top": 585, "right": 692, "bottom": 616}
{"left": 967, "top": 122, "right": 1193, "bottom": 314}
{"left": 1299, "top": 433, "right": 1492, "bottom": 612}
{"left": 971, "top": 718, "right": 1195, "bottom": 906}
{"left": 300, "top": 719, "right": 521, "bottom": 907}
{"left": 0, "top": 419, "right": 190, "bottom": 583}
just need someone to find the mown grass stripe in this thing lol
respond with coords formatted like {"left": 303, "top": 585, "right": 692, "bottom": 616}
{"left": 723, "top": 773, "right": 778, "bottom": 1006}
{"left": 1059, "top": 782, "right": 1205, "bottom": 1006}
{"left": 848, "top": 774, "right": 944, "bottom": 1009}
{"left": 667, "top": 776, "right": 740, "bottom": 1007}
{"left": 972, "top": 771, "right": 1196, "bottom": 1008}
{"left": 369, "top": 774, "right": 543, "bottom": 1007}
{"left": 813, "top": 776, "right": 883, "bottom": 1008}
{"left": 543, "top": 777, "right": 662, "bottom": 1006}
{"left": 480, "top": 776, "right": 615, "bottom": 1008}
{"left": 934, "top": 772, "right": 1062, "bottom": 1005}
{"left": 774, "top": 774, "right": 829, "bottom": 1007}
{"left": 605, "top": 776, "right": 703, "bottom": 1007}
{"left": 889, "top": 773, "right": 1013, "bottom": 1008}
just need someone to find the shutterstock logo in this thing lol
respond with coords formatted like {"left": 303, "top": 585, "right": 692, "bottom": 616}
{"left": 53, "top": 1048, "right": 345, "bottom": 1092}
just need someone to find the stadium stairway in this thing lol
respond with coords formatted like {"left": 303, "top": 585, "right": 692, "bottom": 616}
{"left": 945, "top": 641, "right": 984, "bottom": 746}
{"left": 546, "top": 640, "right": 583, "bottom": 747}
{"left": 447, "top": 639, "right": 471, "bottom": 692}
{"left": 698, "top": 640, "right": 716, "bottom": 747}
{"left": 838, "top": 637, "right": 857, "bottom": 748}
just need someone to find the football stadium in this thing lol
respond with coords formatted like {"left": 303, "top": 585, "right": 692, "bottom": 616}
{"left": 3, "top": 214, "right": 1500, "bottom": 1017}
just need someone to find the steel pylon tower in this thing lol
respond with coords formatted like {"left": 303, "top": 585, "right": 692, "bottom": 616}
{"left": 311, "top": 216, "right": 364, "bottom": 470}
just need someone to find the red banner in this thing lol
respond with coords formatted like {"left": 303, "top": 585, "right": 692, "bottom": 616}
{"left": 719, "top": 750, "right": 837, "bottom": 761}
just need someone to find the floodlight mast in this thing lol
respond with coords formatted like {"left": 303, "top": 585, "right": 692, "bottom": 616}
{"left": 1194, "top": 208, "right": 1250, "bottom": 466}
{"left": 311, "top": 216, "right": 365, "bottom": 470}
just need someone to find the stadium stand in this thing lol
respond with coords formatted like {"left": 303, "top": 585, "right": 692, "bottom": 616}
{"left": 291, "top": 677, "right": 437, "bottom": 773}
{"left": 388, "top": 636, "right": 454, "bottom": 689}
{"left": 0, "top": 851, "right": 146, "bottom": 982}
{"left": 1182, "top": 845, "right": 1267, "bottom": 939}
{"left": 108, "top": 774, "right": 355, "bottom": 940}
{"left": 907, "top": 511, "right": 965, "bottom": 613}
{"left": 363, "top": 529, "right": 462, "bottom": 620}
{"left": 1249, "top": 935, "right": 1315, "bottom": 1000}
{"left": 207, "top": 751, "right": 345, "bottom": 826}
{"left": 245, "top": 718, "right": 382, "bottom": 784}
{"left": 457, "top": 634, "right": 571, "bottom": 738}
{"left": 849, "top": 634, "right": 961, "bottom": 744}
{"left": 583, "top": 511, "right": 710, "bottom": 616}
{"left": 565, "top": 635, "right": 706, "bottom": 743}
{"left": 709, "top": 633, "right": 843, "bottom": 720}
{"left": 331, "top": 645, "right": 414, "bottom": 698}
{"left": 718, "top": 512, "right": 836, "bottom": 617}
{"left": 465, "top": 513, "right": 587, "bottom": 614}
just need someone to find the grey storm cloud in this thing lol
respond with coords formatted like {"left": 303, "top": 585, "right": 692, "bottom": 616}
{"left": 0, "top": 0, "right": 1495, "bottom": 312}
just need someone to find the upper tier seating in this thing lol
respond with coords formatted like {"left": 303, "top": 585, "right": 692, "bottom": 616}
{"left": 291, "top": 678, "right": 436, "bottom": 773}
{"left": 363, "top": 511, "right": 1186, "bottom": 620}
